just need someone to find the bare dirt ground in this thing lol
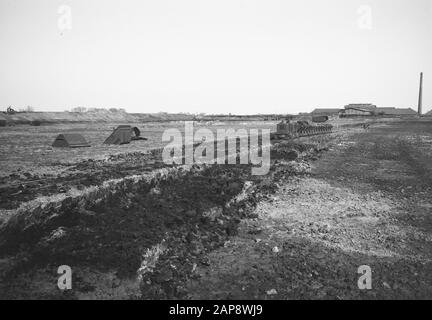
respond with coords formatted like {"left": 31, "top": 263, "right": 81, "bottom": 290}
{"left": 0, "top": 122, "right": 274, "bottom": 210}
{"left": 0, "top": 119, "right": 431, "bottom": 300}
{"left": 0, "top": 126, "right": 334, "bottom": 299}
{"left": 185, "top": 120, "right": 432, "bottom": 299}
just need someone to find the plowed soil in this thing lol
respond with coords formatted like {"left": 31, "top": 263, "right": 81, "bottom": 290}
{"left": 185, "top": 120, "right": 432, "bottom": 299}
{"left": 1, "top": 119, "right": 431, "bottom": 300}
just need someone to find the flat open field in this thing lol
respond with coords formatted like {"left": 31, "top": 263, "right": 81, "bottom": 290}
{"left": 0, "top": 117, "right": 377, "bottom": 177}
{"left": 0, "top": 118, "right": 368, "bottom": 210}
{"left": 0, "top": 121, "right": 276, "bottom": 210}
{"left": 0, "top": 118, "right": 431, "bottom": 299}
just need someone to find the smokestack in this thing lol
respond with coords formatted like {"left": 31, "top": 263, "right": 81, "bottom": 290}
{"left": 418, "top": 72, "right": 423, "bottom": 115}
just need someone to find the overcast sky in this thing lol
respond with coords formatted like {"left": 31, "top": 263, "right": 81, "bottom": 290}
{"left": 0, "top": 0, "right": 431, "bottom": 114}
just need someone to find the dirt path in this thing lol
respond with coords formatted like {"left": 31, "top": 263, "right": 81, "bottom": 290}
{"left": 185, "top": 121, "right": 432, "bottom": 299}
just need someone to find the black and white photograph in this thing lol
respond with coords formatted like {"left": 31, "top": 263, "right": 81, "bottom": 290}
{"left": 0, "top": 0, "right": 431, "bottom": 305}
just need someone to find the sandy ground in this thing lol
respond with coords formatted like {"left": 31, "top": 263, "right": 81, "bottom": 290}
{"left": 185, "top": 121, "right": 432, "bottom": 299}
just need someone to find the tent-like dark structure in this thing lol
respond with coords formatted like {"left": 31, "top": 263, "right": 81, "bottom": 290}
{"left": 104, "top": 125, "right": 133, "bottom": 145}
{"left": 104, "top": 125, "right": 147, "bottom": 145}
{"left": 52, "top": 134, "right": 90, "bottom": 148}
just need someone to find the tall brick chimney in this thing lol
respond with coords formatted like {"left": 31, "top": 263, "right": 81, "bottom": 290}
{"left": 418, "top": 72, "right": 423, "bottom": 115}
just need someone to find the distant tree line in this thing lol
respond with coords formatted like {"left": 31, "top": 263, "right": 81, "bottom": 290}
{"left": 70, "top": 107, "right": 126, "bottom": 113}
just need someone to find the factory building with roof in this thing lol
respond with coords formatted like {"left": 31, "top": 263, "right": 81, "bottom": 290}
{"left": 311, "top": 104, "right": 419, "bottom": 118}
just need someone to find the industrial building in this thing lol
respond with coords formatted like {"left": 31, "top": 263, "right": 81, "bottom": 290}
{"left": 310, "top": 108, "right": 341, "bottom": 116}
{"left": 340, "top": 104, "right": 418, "bottom": 117}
